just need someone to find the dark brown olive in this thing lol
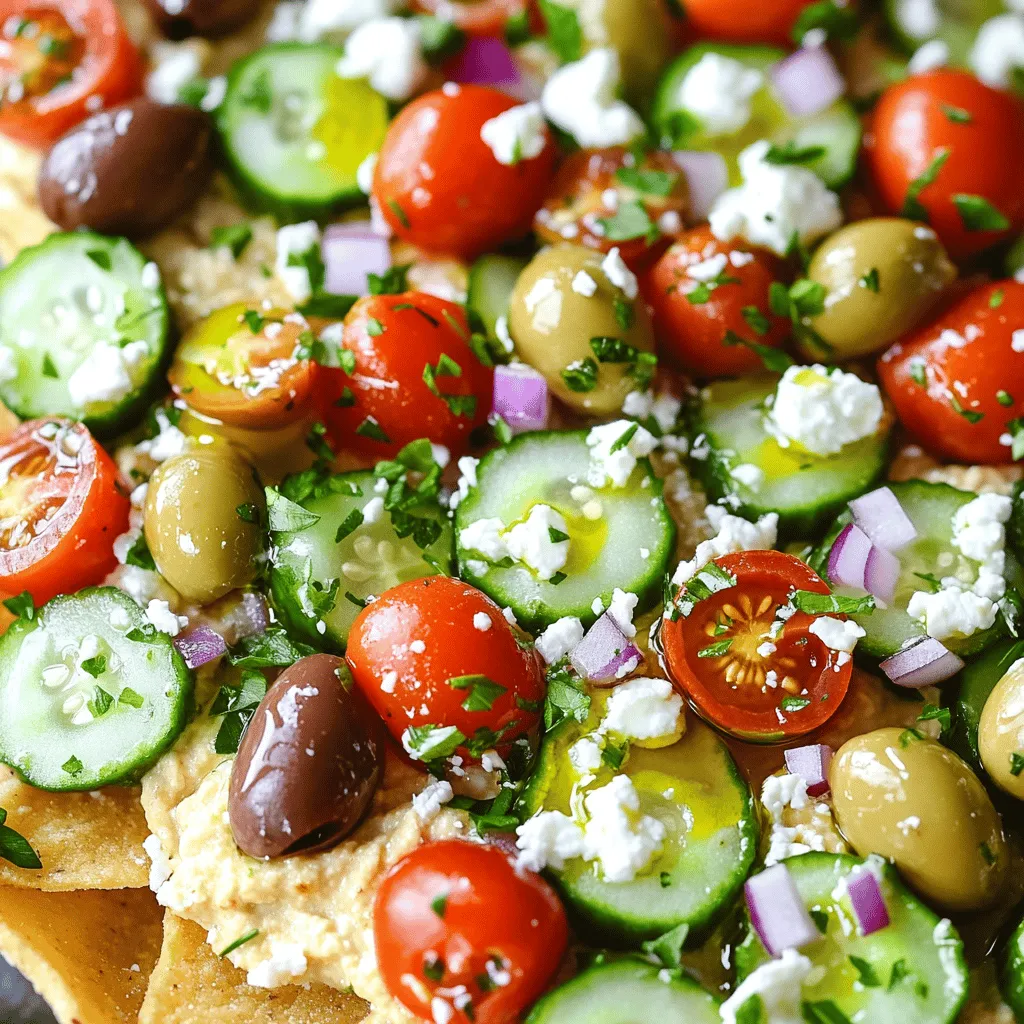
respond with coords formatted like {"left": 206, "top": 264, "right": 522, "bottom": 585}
{"left": 144, "top": 0, "right": 259, "bottom": 38}
{"left": 38, "top": 99, "right": 214, "bottom": 239}
{"left": 228, "top": 654, "right": 387, "bottom": 859}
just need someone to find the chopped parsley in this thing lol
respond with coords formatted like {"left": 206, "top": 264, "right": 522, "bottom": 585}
{"left": 859, "top": 267, "right": 880, "bottom": 293}
{"left": 538, "top": 0, "right": 581, "bottom": 61}
{"left": 2, "top": 592, "right": 34, "bottom": 620}
{"left": 41, "top": 353, "right": 58, "bottom": 378}
{"left": 723, "top": 330, "right": 794, "bottom": 373}
{"left": 902, "top": 149, "right": 949, "bottom": 222}
{"left": 780, "top": 696, "right": 811, "bottom": 712}
{"left": 218, "top": 929, "right": 260, "bottom": 958}
{"left": 62, "top": 755, "right": 83, "bottom": 776}
{"left": 763, "top": 141, "right": 826, "bottom": 165}
{"left": 562, "top": 357, "right": 599, "bottom": 393}
{"left": 614, "top": 166, "right": 678, "bottom": 196}
{"left": 949, "top": 393, "right": 984, "bottom": 424}
{"left": 941, "top": 104, "right": 972, "bottom": 124}
{"left": 448, "top": 675, "right": 507, "bottom": 712}
{"left": 599, "top": 200, "right": 658, "bottom": 243}
{"left": 0, "top": 808, "right": 41, "bottom": 870}
{"left": 210, "top": 224, "right": 253, "bottom": 259}
{"left": 741, "top": 305, "right": 771, "bottom": 336}
{"left": 386, "top": 198, "right": 410, "bottom": 229}
{"left": 952, "top": 193, "right": 1010, "bottom": 232}
{"left": 790, "top": 590, "right": 874, "bottom": 615}
{"left": 698, "top": 639, "right": 733, "bottom": 658}
{"left": 1010, "top": 752, "right": 1024, "bottom": 777}
{"left": 355, "top": 416, "right": 391, "bottom": 443}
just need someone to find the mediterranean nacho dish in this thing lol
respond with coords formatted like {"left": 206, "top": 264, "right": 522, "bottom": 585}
{"left": 2, "top": 0, "right": 1024, "bottom": 1022}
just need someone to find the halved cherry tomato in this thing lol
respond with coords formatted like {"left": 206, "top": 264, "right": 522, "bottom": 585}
{"left": 374, "top": 85, "right": 556, "bottom": 259}
{"left": 866, "top": 70, "right": 1024, "bottom": 260}
{"left": 878, "top": 279, "right": 1024, "bottom": 464}
{"left": 642, "top": 225, "right": 790, "bottom": 377}
{"left": 679, "top": 0, "right": 816, "bottom": 45}
{"left": 323, "top": 292, "right": 492, "bottom": 459}
{"left": 0, "top": 418, "right": 128, "bottom": 604}
{"left": 534, "top": 147, "right": 689, "bottom": 268}
{"left": 347, "top": 577, "right": 545, "bottom": 763}
{"left": 662, "top": 550, "right": 853, "bottom": 743}
{"left": 168, "top": 303, "right": 320, "bottom": 431}
{"left": 0, "top": 0, "right": 142, "bottom": 147}
{"left": 375, "top": 839, "right": 569, "bottom": 1024}
{"left": 411, "top": 0, "right": 524, "bottom": 36}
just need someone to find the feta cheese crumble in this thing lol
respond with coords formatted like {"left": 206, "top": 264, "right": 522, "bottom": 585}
{"left": 676, "top": 52, "right": 764, "bottom": 136}
{"left": 479, "top": 102, "right": 547, "bottom": 165}
{"left": 412, "top": 778, "right": 454, "bottom": 822}
{"left": 607, "top": 587, "right": 639, "bottom": 637}
{"left": 969, "top": 14, "right": 1024, "bottom": 88}
{"left": 808, "top": 616, "right": 866, "bottom": 655}
{"left": 673, "top": 505, "right": 779, "bottom": 585}
{"left": 600, "top": 247, "right": 638, "bottom": 299}
{"left": 586, "top": 419, "right": 657, "bottom": 488}
{"left": 535, "top": 616, "right": 585, "bottom": 664}
{"left": 601, "top": 676, "right": 683, "bottom": 743}
{"left": 145, "top": 599, "right": 187, "bottom": 637}
{"left": 579, "top": 774, "right": 666, "bottom": 883}
{"left": 515, "top": 810, "right": 585, "bottom": 872}
{"left": 572, "top": 270, "right": 598, "bottom": 297}
{"left": 766, "top": 364, "right": 884, "bottom": 456}
{"left": 504, "top": 504, "right": 570, "bottom": 580}
{"left": 621, "top": 390, "right": 681, "bottom": 433}
{"left": 710, "top": 140, "right": 842, "bottom": 256}
{"left": 275, "top": 221, "right": 322, "bottom": 304}
{"left": 246, "top": 943, "right": 308, "bottom": 988}
{"left": 336, "top": 17, "right": 427, "bottom": 101}
{"left": 720, "top": 948, "right": 818, "bottom": 1024}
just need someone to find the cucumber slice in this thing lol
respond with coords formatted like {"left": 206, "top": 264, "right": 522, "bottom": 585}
{"left": 1003, "top": 914, "right": 1024, "bottom": 1020}
{"left": 0, "top": 588, "right": 192, "bottom": 792}
{"left": 524, "top": 959, "right": 721, "bottom": 1023}
{"left": 269, "top": 470, "right": 453, "bottom": 651}
{"left": 467, "top": 253, "right": 527, "bottom": 342}
{"left": 217, "top": 43, "right": 389, "bottom": 219}
{"left": 736, "top": 853, "right": 968, "bottom": 1024}
{"left": 520, "top": 713, "right": 758, "bottom": 945}
{"left": 454, "top": 431, "right": 676, "bottom": 631}
{"left": 812, "top": 480, "right": 1007, "bottom": 660}
{"left": 883, "top": 0, "right": 1003, "bottom": 64}
{"left": 0, "top": 232, "right": 169, "bottom": 437}
{"left": 651, "top": 42, "right": 863, "bottom": 189}
{"left": 691, "top": 375, "right": 888, "bottom": 539}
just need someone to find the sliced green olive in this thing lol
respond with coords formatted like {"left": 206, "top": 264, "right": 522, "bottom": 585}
{"left": 979, "top": 656, "right": 1024, "bottom": 801}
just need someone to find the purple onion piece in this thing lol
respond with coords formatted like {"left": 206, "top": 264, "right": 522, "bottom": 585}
{"left": 846, "top": 868, "right": 890, "bottom": 936}
{"left": 783, "top": 744, "right": 833, "bottom": 797}
{"left": 828, "top": 523, "right": 872, "bottom": 591}
{"left": 865, "top": 543, "right": 901, "bottom": 606}
{"left": 570, "top": 613, "right": 642, "bottom": 685}
{"left": 880, "top": 636, "right": 964, "bottom": 688}
{"left": 174, "top": 625, "right": 227, "bottom": 670}
{"left": 321, "top": 226, "right": 391, "bottom": 296}
{"left": 849, "top": 486, "right": 917, "bottom": 551}
{"left": 745, "top": 863, "right": 821, "bottom": 957}
{"left": 492, "top": 364, "right": 549, "bottom": 434}
{"left": 239, "top": 591, "right": 270, "bottom": 638}
{"left": 671, "top": 150, "right": 728, "bottom": 221}
{"left": 448, "top": 36, "right": 526, "bottom": 95}
{"left": 770, "top": 45, "right": 846, "bottom": 118}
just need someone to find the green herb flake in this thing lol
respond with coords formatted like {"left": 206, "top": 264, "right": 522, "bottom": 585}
{"left": 859, "top": 267, "right": 880, "bottom": 293}
{"left": 741, "top": 305, "right": 771, "bottom": 336}
{"left": 210, "top": 224, "right": 253, "bottom": 259}
{"left": 1010, "top": 752, "right": 1024, "bottom": 776}
{"left": 119, "top": 687, "right": 144, "bottom": 709}
{"left": 85, "top": 249, "right": 112, "bottom": 271}
{"left": 917, "top": 703, "right": 950, "bottom": 734}
{"left": 952, "top": 193, "right": 1010, "bottom": 232}
{"left": 355, "top": 416, "right": 391, "bottom": 443}
{"left": 544, "top": 662, "right": 590, "bottom": 730}
{"left": 598, "top": 200, "right": 658, "bottom": 243}
{"left": 367, "top": 264, "right": 411, "bottom": 296}
{"left": 723, "top": 330, "right": 793, "bottom": 373}
{"left": 909, "top": 358, "right": 928, "bottom": 388}
{"left": 125, "top": 533, "right": 157, "bottom": 571}
{"left": 41, "top": 353, "right": 59, "bottom": 378}
{"left": 941, "top": 104, "right": 972, "bottom": 124}
{"left": 423, "top": 955, "right": 445, "bottom": 982}
{"left": 614, "top": 166, "right": 678, "bottom": 197}
{"left": 791, "top": 0, "right": 859, "bottom": 43}
{"left": 949, "top": 393, "right": 984, "bottom": 424}
{"left": 448, "top": 674, "right": 508, "bottom": 712}
{"left": 265, "top": 488, "right": 321, "bottom": 533}
{"left": 366, "top": 317, "right": 386, "bottom": 337}
{"left": 431, "top": 892, "right": 449, "bottom": 918}
{"left": 601, "top": 741, "right": 628, "bottom": 770}
{"left": 561, "top": 357, "right": 598, "bottom": 393}
{"left": 0, "top": 808, "right": 42, "bottom": 870}
{"left": 790, "top": 590, "right": 875, "bottom": 615}
{"left": 698, "top": 639, "right": 732, "bottom": 658}
{"left": 991, "top": 289, "right": 1005, "bottom": 309}
{"left": 2, "top": 592, "right": 34, "bottom": 621}
{"left": 243, "top": 309, "right": 264, "bottom": 333}
{"left": 902, "top": 149, "right": 950, "bottom": 221}
{"left": 997, "top": 390, "right": 1014, "bottom": 407}
{"left": 88, "top": 687, "right": 114, "bottom": 718}
{"left": 763, "top": 141, "right": 826, "bottom": 165}
{"left": 218, "top": 929, "right": 260, "bottom": 958}
{"left": 80, "top": 654, "right": 107, "bottom": 678}
{"left": 800, "top": 1000, "right": 853, "bottom": 1024}
{"left": 640, "top": 922, "right": 689, "bottom": 970}
{"left": 780, "top": 696, "right": 811, "bottom": 712}
{"left": 1008, "top": 417, "right": 1024, "bottom": 461}
{"left": 848, "top": 955, "right": 881, "bottom": 988}
{"left": 62, "top": 755, "right": 83, "bottom": 776}
{"left": 334, "top": 508, "right": 364, "bottom": 544}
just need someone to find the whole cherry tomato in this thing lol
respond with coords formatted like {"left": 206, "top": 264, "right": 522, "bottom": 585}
{"left": 347, "top": 576, "right": 545, "bottom": 763}
{"left": 375, "top": 839, "right": 569, "bottom": 1024}
{"left": 679, "top": 0, "right": 817, "bottom": 45}
{"left": 662, "top": 550, "right": 853, "bottom": 743}
{"left": 323, "top": 292, "right": 493, "bottom": 459}
{"left": 867, "top": 70, "right": 1024, "bottom": 260}
{"left": 878, "top": 279, "right": 1024, "bottom": 464}
{"left": 373, "top": 85, "right": 556, "bottom": 259}
{"left": 643, "top": 226, "right": 790, "bottom": 377}
{"left": 0, "top": 418, "right": 129, "bottom": 603}
{"left": 534, "top": 147, "right": 689, "bottom": 268}
{"left": 0, "top": 0, "right": 143, "bottom": 147}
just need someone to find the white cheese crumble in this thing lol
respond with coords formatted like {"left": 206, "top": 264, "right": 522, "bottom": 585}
{"left": 720, "top": 947, "right": 818, "bottom": 1024}
{"left": 969, "top": 14, "right": 1024, "bottom": 88}
{"left": 730, "top": 463, "right": 765, "bottom": 490}
{"left": 601, "top": 676, "right": 682, "bottom": 742}
{"left": 571, "top": 270, "right": 598, "bottom": 297}
{"left": 143, "top": 833, "right": 172, "bottom": 894}
{"left": 361, "top": 496, "right": 384, "bottom": 524}
{"left": 607, "top": 587, "right": 639, "bottom": 637}
{"left": 908, "top": 38, "right": 949, "bottom": 74}
{"left": 710, "top": 140, "right": 842, "bottom": 256}
{"left": 285, "top": 0, "right": 399, "bottom": 40}
{"left": 479, "top": 102, "right": 547, "bottom": 165}
{"left": 586, "top": 419, "right": 657, "bottom": 488}
{"left": 600, "top": 247, "right": 638, "bottom": 299}
{"left": 459, "top": 517, "right": 509, "bottom": 562}
{"left": 673, "top": 505, "right": 779, "bottom": 585}
{"left": 356, "top": 151, "right": 378, "bottom": 195}
{"left": 67, "top": 342, "right": 147, "bottom": 409}
{"left": 504, "top": 504, "right": 570, "bottom": 580}
{"left": 449, "top": 455, "right": 479, "bottom": 509}
{"left": 145, "top": 599, "right": 187, "bottom": 637}
{"left": 540, "top": 48, "right": 645, "bottom": 148}
{"left": 580, "top": 774, "right": 666, "bottom": 883}
{"left": 336, "top": 17, "right": 427, "bottom": 101}
{"left": 246, "top": 942, "right": 309, "bottom": 988}
{"left": 0, "top": 346, "right": 18, "bottom": 384}
{"left": 515, "top": 810, "right": 585, "bottom": 872}
{"left": 621, "top": 390, "right": 681, "bottom": 433}
{"left": 146, "top": 41, "right": 202, "bottom": 104}
{"left": 412, "top": 778, "right": 454, "bottom": 822}
{"left": 472, "top": 612, "right": 492, "bottom": 631}
{"left": 808, "top": 616, "right": 865, "bottom": 654}
{"left": 569, "top": 736, "right": 603, "bottom": 773}
{"left": 275, "top": 221, "right": 322, "bottom": 304}
{"left": 761, "top": 772, "right": 835, "bottom": 867}
{"left": 535, "top": 616, "right": 585, "bottom": 664}
{"left": 766, "top": 364, "right": 884, "bottom": 456}
{"left": 676, "top": 52, "right": 763, "bottom": 136}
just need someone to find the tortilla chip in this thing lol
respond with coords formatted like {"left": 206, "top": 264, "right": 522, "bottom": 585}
{"left": 0, "top": 766, "right": 150, "bottom": 890}
{"left": 0, "top": 885, "right": 163, "bottom": 1024}
{"left": 139, "top": 913, "right": 369, "bottom": 1024}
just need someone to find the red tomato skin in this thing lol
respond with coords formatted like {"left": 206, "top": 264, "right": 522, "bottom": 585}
{"left": 867, "top": 71, "right": 1024, "bottom": 260}
{"left": 411, "top": 0, "right": 524, "bottom": 36}
{"left": 373, "top": 85, "right": 556, "bottom": 259}
{"left": 375, "top": 839, "right": 569, "bottom": 1024}
{"left": 681, "top": 0, "right": 815, "bottom": 45}
{"left": 0, "top": 0, "right": 143, "bottom": 147}
{"left": 0, "top": 419, "right": 129, "bottom": 603}
{"left": 347, "top": 577, "right": 545, "bottom": 760}
{"left": 323, "top": 292, "right": 492, "bottom": 459}
{"left": 878, "top": 279, "right": 1024, "bottom": 464}
{"left": 643, "top": 226, "right": 790, "bottom": 377}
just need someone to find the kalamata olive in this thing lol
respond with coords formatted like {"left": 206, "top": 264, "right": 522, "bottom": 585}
{"left": 38, "top": 99, "right": 214, "bottom": 239}
{"left": 144, "top": 0, "right": 258, "bottom": 38}
{"left": 229, "top": 654, "right": 387, "bottom": 859}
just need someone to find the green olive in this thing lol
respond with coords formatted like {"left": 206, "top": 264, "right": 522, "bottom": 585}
{"left": 803, "top": 218, "right": 956, "bottom": 359}
{"left": 508, "top": 244, "right": 655, "bottom": 415}
{"left": 144, "top": 443, "right": 264, "bottom": 605}
{"left": 979, "top": 657, "right": 1024, "bottom": 801}
{"left": 830, "top": 727, "right": 1007, "bottom": 912}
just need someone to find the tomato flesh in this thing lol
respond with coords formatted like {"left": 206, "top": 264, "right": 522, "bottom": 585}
{"left": 662, "top": 550, "right": 852, "bottom": 742}
{"left": 0, "top": 418, "right": 128, "bottom": 604}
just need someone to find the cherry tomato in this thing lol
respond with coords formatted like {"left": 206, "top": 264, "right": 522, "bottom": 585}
{"left": 878, "top": 279, "right": 1024, "bottom": 464}
{"left": 642, "top": 226, "right": 790, "bottom": 377}
{"left": 347, "top": 577, "right": 545, "bottom": 763}
{"left": 662, "top": 550, "right": 853, "bottom": 743}
{"left": 534, "top": 147, "right": 689, "bottom": 268}
{"left": 375, "top": 839, "right": 569, "bottom": 1024}
{"left": 168, "top": 303, "right": 321, "bottom": 431}
{"left": 0, "top": 0, "right": 142, "bottom": 147}
{"left": 323, "top": 292, "right": 492, "bottom": 459}
{"left": 374, "top": 85, "right": 556, "bottom": 259}
{"left": 679, "top": 0, "right": 816, "bottom": 45}
{"left": 411, "top": 0, "right": 524, "bottom": 36}
{"left": 867, "top": 70, "right": 1024, "bottom": 260}
{"left": 0, "top": 418, "right": 128, "bottom": 604}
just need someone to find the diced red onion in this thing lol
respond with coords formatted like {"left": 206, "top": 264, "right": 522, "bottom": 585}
{"left": 849, "top": 486, "right": 917, "bottom": 552}
{"left": 570, "top": 613, "right": 643, "bottom": 685}
{"left": 322, "top": 222, "right": 391, "bottom": 296}
{"left": 671, "top": 150, "right": 728, "bottom": 222}
{"left": 492, "top": 364, "right": 549, "bottom": 434}
{"left": 783, "top": 744, "right": 833, "bottom": 797}
{"left": 846, "top": 868, "right": 890, "bottom": 937}
{"left": 238, "top": 590, "right": 270, "bottom": 638}
{"left": 828, "top": 523, "right": 872, "bottom": 591}
{"left": 880, "top": 636, "right": 964, "bottom": 688}
{"left": 745, "top": 864, "right": 821, "bottom": 957}
{"left": 770, "top": 45, "right": 846, "bottom": 118}
{"left": 448, "top": 36, "right": 534, "bottom": 99}
{"left": 865, "top": 543, "right": 900, "bottom": 605}
{"left": 174, "top": 625, "right": 227, "bottom": 669}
